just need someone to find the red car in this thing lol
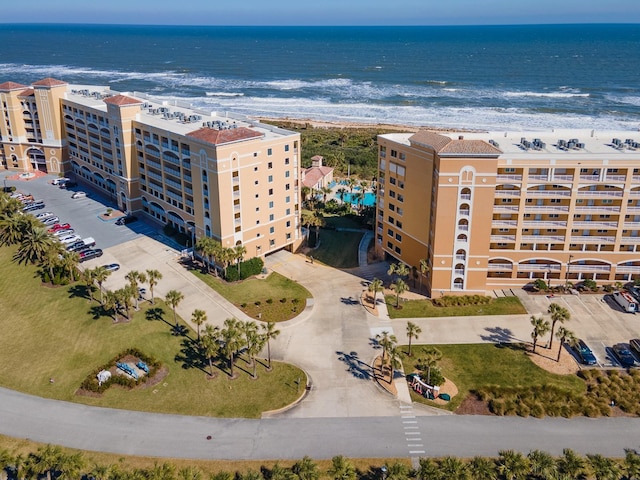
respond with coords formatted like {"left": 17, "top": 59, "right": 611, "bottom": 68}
{"left": 47, "top": 223, "right": 71, "bottom": 233}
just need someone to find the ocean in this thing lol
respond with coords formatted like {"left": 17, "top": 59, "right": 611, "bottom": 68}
{"left": 0, "top": 23, "right": 639, "bottom": 131}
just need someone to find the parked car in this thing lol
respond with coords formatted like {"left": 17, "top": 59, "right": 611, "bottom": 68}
{"left": 22, "top": 201, "right": 45, "bottom": 211}
{"left": 79, "top": 249, "right": 103, "bottom": 262}
{"left": 59, "top": 234, "right": 81, "bottom": 245}
{"left": 572, "top": 339, "right": 597, "bottom": 366}
{"left": 47, "top": 223, "right": 71, "bottom": 233}
{"left": 66, "top": 241, "right": 86, "bottom": 251}
{"left": 612, "top": 343, "right": 636, "bottom": 368}
{"left": 41, "top": 216, "right": 60, "bottom": 226}
{"left": 35, "top": 211, "right": 55, "bottom": 220}
{"left": 629, "top": 338, "right": 640, "bottom": 357}
{"left": 52, "top": 177, "right": 70, "bottom": 186}
{"left": 52, "top": 229, "right": 74, "bottom": 237}
{"left": 71, "top": 191, "right": 87, "bottom": 199}
{"left": 71, "top": 245, "right": 93, "bottom": 255}
{"left": 59, "top": 181, "right": 77, "bottom": 189}
{"left": 103, "top": 263, "right": 120, "bottom": 272}
{"left": 115, "top": 215, "right": 138, "bottom": 226}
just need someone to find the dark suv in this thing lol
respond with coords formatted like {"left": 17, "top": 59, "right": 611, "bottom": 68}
{"left": 115, "top": 215, "right": 138, "bottom": 226}
{"left": 573, "top": 339, "right": 597, "bottom": 366}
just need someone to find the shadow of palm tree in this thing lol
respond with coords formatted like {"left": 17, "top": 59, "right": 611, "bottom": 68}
{"left": 174, "top": 338, "right": 209, "bottom": 373}
{"left": 88, "top": 304, "right": 109, "bottom": 320}
{"left": 145, "top": 307, "right": 170, "bottom": 325}
{"left": 480, "top": 326, "right": 517, "bottom": 344}
{"left": 68, "top": 284, "right": 87, "bottom": 300}
{"left": 336, "top": 350, "right": 373, "bottom": 380}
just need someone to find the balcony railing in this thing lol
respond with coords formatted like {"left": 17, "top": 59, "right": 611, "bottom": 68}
{"left": 615, "top": 265, "right": 640, "bottom": 273}
{"left": 492, "top": 205, "right": 519, "bottom": 212}
{"left": 494, "top": 190, "right": 521, "bottom": 197}
{"left": 521, "top": 235, "right": 565, "bottom": 243}
{"left": 455, "top": 254, "right": 466, "bottom": 261}
{"left": 522, "top": 221, "right": 567, "bottom": 228}
{"left": 605, "top": 175, "right": 626, "bottom": 182}
{"left": 574, "top": 206, "right": 621, "bottom": 213}
{"left": 579, "top": 175, "right": 601, "bottom": 182}
{"left": 487, "top": 263, "right": 513, "bottom": 271}
{"left": 572, "top": 221, "right": 618, "bottom": 228}
{"left": 524, "top": 206, "right": 570, "bottom": 212}
{"left": 619, "top": 236, "right": 640, "bottom": 243}
{"left": 454, "top": 269, "right": 465, "bottom": 276}
{"left": 576, "top": 190, "right": 623, "bottom": 198}
{"left": 569, "top": 264, "right": 611, "bottom": 272}
{"left": 570, "top": 236, "right": 616, "bottom": 243}
{"left": 492, "top": 220, "right": 518, "bottom": 227}
{"left": 526, "top": 190, "right": 571, "bottom": 197}
{"left": 496, "top": 174, "right": 522, "bottom": 182}
{"left": 490, "top": 235, "right": 516, "bottom": 242}
{"left": 518, "top": 264, "right": 562, "bottom": 272}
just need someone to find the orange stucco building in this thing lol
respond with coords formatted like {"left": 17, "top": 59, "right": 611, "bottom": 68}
{"left": 376, "top": 130, "right": 640, "bottom": 296}
{"left": 0, "top": 78, "right": 302, "bottom": 258}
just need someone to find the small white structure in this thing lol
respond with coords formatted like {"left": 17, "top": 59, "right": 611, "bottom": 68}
{"left": 97, "top": 369, "right": 111, "bottom": 386}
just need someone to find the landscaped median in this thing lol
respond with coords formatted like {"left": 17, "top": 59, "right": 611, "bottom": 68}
{"left": 385, "top": 294, "right": 526, "bottom": 318}
{"left": 0, "top": 245, "right": 305, "bottom": 418}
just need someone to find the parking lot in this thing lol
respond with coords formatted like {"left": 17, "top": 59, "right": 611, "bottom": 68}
{"left": 516, "top": 289, "right": 640, "bottom": 368}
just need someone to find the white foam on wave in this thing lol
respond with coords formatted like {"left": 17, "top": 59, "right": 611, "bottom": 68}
{"left": 205, "top": 92, "right": 244, "bottom": 97}
{"left": 605, "top": 94, "right": 640, "bottom": 107}
{"left": 504, "top": 91, "right": 590, "bottom": 98}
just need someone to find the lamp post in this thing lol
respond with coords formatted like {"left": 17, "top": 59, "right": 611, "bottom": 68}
{"left": 566, "top": 254, "right": 573, "bottom": 288}
{"left": 547, "top": 264, "right": 553, "bottom": 290}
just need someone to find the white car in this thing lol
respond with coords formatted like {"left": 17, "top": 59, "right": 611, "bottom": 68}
{"left": 41, "top": 216, "right": 60, "bottom": 226}
{"left": 52, "top": 177, "right": 70, "bottom": 186}
{"left": 59, "top": 234, "right": 81, "bottom": 244}
{"left": 35, "top": 211, "right": 55, "bottom": 219}
{"left": 71, "top": 191, "right": 87, "bottom": 199}
{"left": 53, "top": 229, "right": 74, "bottom": 237}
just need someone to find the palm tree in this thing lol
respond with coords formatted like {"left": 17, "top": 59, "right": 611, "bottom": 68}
{"left": 555, "top": 326, "right": 576, "bottom": 362}
{"left": 300, "top": 186, "right": 311, "bottom": 203}
{"left": 261, "top": 321, "right": 281, "bottom": 370}
{"left": 234, "top": 243, "right": 247, "bottom": 275}
{"left": 104, "top": 290, "right": 119, "bottom": 322}
{"left": 126, "top": 270, "right": 147, "bottom": 311}
{"left": 30, "top": 444, "right": 64, "bottom": 480}
{"left": 202, "top": 324, "right": 220, "bottom": 377}
{"left": 81, "top": 267, "right": 96, "bottom": 303}
{"left": 246, "top": 326, "right": 265, "bottom": 379}
{"left": 367, "top": 278, "right": 384, "bottom": 306}
{"left": 547, "top": 302, "right": 571, "bottom": 349}
{"left": 92, "top": 266, "right": 111, "bottom": 305}
{"left": 146, "top": 269, "right": 162, "bottom": 305}
{"left": 321, "top": 186, "right": 332, "bottom": 203}
{"left": 468, "top": 456, "right": 497, "bottom": 480}
{"left": 59, "top": 250, "right": 80, "bottom": 282}
{"left": 147, "top": 462, "right": 176, "bottom": 480}
{"left": 292, "top": 456, "right": 319, "bottom": 480}
{"left": 406, "top": 321, "right": 422, "bottom": 356}
{"left": 178, "top": 466, "right": 204, "bottom": 480}
{"left": 347, "top": 177, "right": 358, "bottom": 194}
{"left": 416, "top": 458, "right": 439, "bottom": 480}
{"left": 387, "top": 262, "right": 410, "bottom": 280}
{"left": 191, "top": 309, "right": 207, "bottom": 342}
{"left": 0, "top": 194, "right": 24, "bottom": 217}
{"left": 40, "top": 243, "right": 63, "bottom": 281}
{"left": 416, "top": 346, "right": 442, "bottom": 385}
{"left": 336, "top": 187, "right": 347, "bottom": 204}
{"left": 14, "top": 227, "right": 54, "bottom": 265}
{"left": 497, "top": 450, "right": 530, "bottom": 480}
{"left": 0, "top": 214, "right": 26, "bottom": 246}
{"left": 418, "top": 258, "right": 429, "bottom": 293}
{"left": 587, "top": 454, "right": 621, "bottom": 480}
{"left": 391, "top": 278, "right": 408, "bottom": 308}
{"left": 382, "top": 461, "right": 410, "bottom": 480}
{"left": 375, "top": 330, "right": 397, "bottom": 364}
{"left": 528, "top": 449, "right": 557, "bottom": 480}
{"left": 219, "top": 247, "right": 235, "bottom": 279}
{"left": 0, "top": 448, "right": 15, "bottom": 480}
{"left": 88, "top": 463, "right": 114, "bottom": 480}
{"left": 558, "top": 448, "right": 587, "bottom": 479}
{"left": 58, "top": 451, "right": 85, "bottom": 480}
{"left": 385, "top": 345, "right": 403, "bottom": 384}
{"left": 530, "top": 315, "right": 550, "bottom": 353}
{"left": 624, "top": 449, "right": 640, "bottom": 480}
{"left": 354, "top": 191, "right": 364, "bottom": 212}
{"left": 220, "top": 317, "right": 243, "bottom": 378}
{"left": 328, "top": 456, "right": 356, "bottom": 480}
{"left": 165, "top": 290, "right": 184, "bottom": 327}
{"left": 117, "top": 286, "right": 135, "bottom": 320}
{"left": 439, "top": 456, "right": 469, "bottom": 480}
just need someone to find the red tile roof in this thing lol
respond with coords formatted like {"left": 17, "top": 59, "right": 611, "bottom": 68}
{"left": 410, "top": 130, "right": 501, "bottom": 155}
{"left": 32, "top": 77, "right": 67, "bottom": 87}
{"left": 302, "top": 166, "right": 333, "bottom": 188}
{"left": 103, "top": 94, "right": 143, "bottom": 106}
{"left": 187, "top": 127, "right": 263, "bottom": 145}
{"left": 0, "top": 81, "right": 28, "bottom": 91}
{"left": 18, "top": 88, "right": 35, "bottom": 97}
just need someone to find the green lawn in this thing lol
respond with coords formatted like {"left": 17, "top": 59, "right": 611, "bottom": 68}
{"left": 0, "top": 246, "right": 305, "bottom": 418}
{"left": 304, "top": 212, "right": 363, "bottom": 269}
{"left": 192, "top": 270, "right": 311, "bottom": 322}
{"left": 402, "top": 344, "right": 585, "bottom": 412}
{"left": 386, "top": 295, "right": 527, "bottom": 318}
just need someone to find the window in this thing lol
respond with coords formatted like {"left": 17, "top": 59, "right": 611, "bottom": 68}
{"left": 387, "top": 241, "right": 393, "bottom": 249}
{"left": 391, "top": 149, "right": 397, "bottom": 158}
{"left": 285, "top": 158, "right": 290, "bottom": 165}
{"left": 269, "top": 201, "right": 274, "bottom": 208}
{"left": 549, "top": 214, "right": 559, "bottom": 218}
{"left": 268, "top": 162, "right": 273, "bottom": 169}
{"left": 286, "top": 184, "right": 290, "bottom": 190}
{"left": 602, "top": 199, "right": 613, "bottom": 204}
{"left": 388, "top": 216, "right": 394, "bottom": 224}
{"left": 285, "top": 196, "right": 291, "bottom": 203}
{"left": 286, "top": 233, "right": 291, "bottom": 240}
{"left": 285, "top": 170, "right": 290, "bottom": 178}
{"left": 270, "top": 239, "right": 275, "bottom": 246}
{"left": 286, "top": 220, "right": 291, "bottom": 227}
{"left": 270, "top": 227, "right": 275, "bottom": 234}
{"left": 387, "top": 229, "right": 393, "bottom": 236}
{"left": 268, "top": 148, "right": 273, "bottom": 156}
{"left": 394, "top": 246, "right": 402, "bottom": 254}
{"left": 397, "top": 194, "right": 404, "bottom": 202}
{"left": 398, "top": 181, "right": 404, "bottom": 189}
{"left": 286, "top": 208, "right": 291, "bottom": 215}
{"left": 395, "top": 233, "right": 402, "bottom": 241}
{"left": 396, "top": 221, "right": 402, "bottom": 229}
{"left": 502, "top": 199, "right": 512, "bottom": 203}
{"left": 269, "top": 188, "right": 273, "bottom": 195}
{"left": 269, "top": 214, "right": 274, "bottom": 221}
{"left": 268, "top": 175, "right": 273, "bottom": 182}
{"left": 389, "top": 190, "right": 396, "bottom": 199}
{"left": 389, "top": 177, "right": 396, "bottom": 185}
{"left": 255, "top": 180, "right": 259, "bottom": 185}
{"left": 397, "top": 207, "right": 403, "bottom": 215}
{"left": 389, "top": 203, "right": 395, "bottom": 212}
{"left": 550, "top": 199, "right": 561, "bottom": 203}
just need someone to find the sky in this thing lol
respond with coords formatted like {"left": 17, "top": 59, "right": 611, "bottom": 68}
{"left": 4, "top": 0, "right": 640, "bottom": 25}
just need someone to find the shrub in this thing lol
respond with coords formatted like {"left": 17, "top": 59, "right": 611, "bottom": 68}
{"left": 266, "top": 298, "right": 273, "bottom": 304}
{"left": 163, "top": 223, "right": 176, "bottom": 237}
{"left": 529, "top": 402, "right": 546, "bottom": 418}
{"left": 224, "top": 257, "right": 264, "bottom": 282}
{"left": 240, "top": 303, "right": 247, "bottom": 308}
{"left": 254, "top": 301, "right": 261, "bottom": 307}
{"left": 280, "top": 298, "right": 287, "bottom": 303}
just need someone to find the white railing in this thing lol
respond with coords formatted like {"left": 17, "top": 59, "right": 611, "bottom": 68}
{"left": 579, "top": 175, "right": 601, "bottom": 182}
{"left": 524, "top": 206, "right": 570, "bottom": 212}
{"left": 620, "top": 236, "right": 640, "bottom": 243}
{"left": 528, "top": 175, "right": 549, "bottom": 181}
{"left": 633, "top": 175, "right": 640, "bottom": 183}
{"left": 553, "top": 175, "right": 574, "bottom": 181}
{"left": 522, "top": 221, "right": 567, "bottom": 228}
{"left": 570, "top": 236, "right": 615, "bottom": 243}
{"left": 521, "top": 235, "right": 565, "bottom": 242}
{"left": 487, "top": 263, "right": 513, "bottom": 271}
{"left": 492, "top": 206, "right": 519, "bottom": 212}
{"left": 576, "top": 190, "right": 623, "bottom": 197}
{"left": 628, "top": 190, "right": 640, "bottom": 197}
{"left": 494, "top": 190, "right": 521, "bottom": 197}
{"left": 497, "top": 174, "right": 522, "bottom": 182}
{"left": 459, "top": 209, "right": 470, "bottom": 216}
{"left": 457, "top": 224, "right": 469, "bottom": 231}
{"left": 490, "top": 235, "right": 516, "bottom": 242}
{"left": 526, "top": 190, "right": 571, "bottom": 197}
{"left": 492, "top": 220, "right": 518, "bottom": 227}
{"left": 623, "top": 222, "right": 640, "bottom": 228}
{"left": 518, "top": 264, "right": 562, "bottom": 272}
{"left": 574, "top": 206, "right": 621, "bottom": 213}
{"left": 572, "top": 221, "right": 618, "bottom": 228}
{"left": 627, "top": 206, "right": 640, "bottom": 213}
{"left": 460, "top": 193, "right": 471, "bottom": 200}
{"left": 616, "top": 265, "right": 640, "bottom": 273}
{"left": 605, "top": 175, "right": 626, "bottom": 182}
{"left": 569, "top": 264, "right": 611, "bottom": 272}
{"left": 455, "top": 254, "right": 466, "bottom": 261}
{"left": 454, "top": 269, "right": 465, "bottom": 276}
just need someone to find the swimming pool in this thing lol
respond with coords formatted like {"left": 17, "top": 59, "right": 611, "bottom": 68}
{"left": 339, "top": 192, "right": 376, "bottom": 207}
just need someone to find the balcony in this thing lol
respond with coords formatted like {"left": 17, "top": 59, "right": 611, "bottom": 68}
{"left": 524, "top": 205, "right": 570, "bottom": 213}
{"left": 522, "top": 221, "right": 567, "bottom": 228}
{"left": 569, "top": 264, "right": 611, "bottom": 272}
{"left": 492, "top": 220, "right": 518, "bottom": 227}
{"left": 576, "top": 190, "right": 623, "bottom": 198}
{"left": 627, "top": 206, "right": 640, "bottom": 213}
{"left": 494, "top": 190, "right": 520, "bottom": 197}
{"left": 579, "top": 175, "right": 601, "bottom": 182}
{"left": 454, "top": 269, "right": 465, "bottom": 276}
{"left": 460, "top": 193, "right": 471, "bottom": 200}
{"left": 574, "top": 206, "right": 621, "bottom": 213}
{"left": 521, "top": 235, "right": 565, "bottom": 243}
{"left": 518, "top": 264, "right": 561, "bottom": 272}
{"left": 572, "top": 221, "right": 618, "bottom": 228}
{"left": 497, "top": 174, "right": 522, "bottom": 182}
{"left": 623, "top": 222, "right": 640, "bottom": 228}
{"left": 487, "top": 263, "right": 514, "bottom": 271}
{"left": 490, "top": 235, "right": 516, "bottom": 243}
{"left": 605, "top": 175, "right": 626, "bottom": 182}
{"left": 619, "top": 236, "right": 640, "bottom": 243}
{"left": 493, "top": 205, "right": 519, "bottom": 213}
{"left": 615, "top": 265, "right": 640, "bottom": 273}
{"left": 455, "top": 254, "right": 466, "bottom": 261}
{"left": 526, "top": 190, "right": 571, "bottom": 197}
{"left": 570, "top": 235, "right": 615, "bottom": 244}
{"left": 457, "top": 224, "right": 469, "bottom": 231}
{"left": 459, "top": 209, "right": 470, "bottom": 216}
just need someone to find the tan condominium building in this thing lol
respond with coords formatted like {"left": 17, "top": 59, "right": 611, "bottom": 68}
{"left": 376, "top": 129, "right": 640, "bottom": 296}
{"left": 0, "top": 78, "right": 302, "bottom": 258}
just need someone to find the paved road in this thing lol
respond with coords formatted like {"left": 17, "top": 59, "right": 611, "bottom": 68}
{"left": 1, "top": 386, "right": 639, "bottom": 459}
